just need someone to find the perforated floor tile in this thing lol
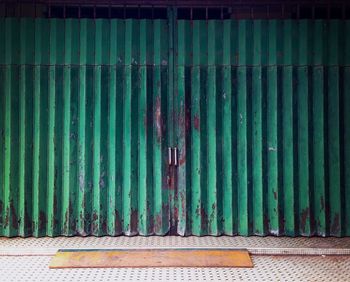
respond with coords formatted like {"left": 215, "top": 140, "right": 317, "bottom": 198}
{"left": 0, "top": 255, "right": 349, "bottom": 282}
{"left": 1, "top": 236, "right": 350, "bottom": 255}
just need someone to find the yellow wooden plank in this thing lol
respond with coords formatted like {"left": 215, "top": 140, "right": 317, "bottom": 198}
{"left": 49, "top": 249, "right": 253, "bottom": 268}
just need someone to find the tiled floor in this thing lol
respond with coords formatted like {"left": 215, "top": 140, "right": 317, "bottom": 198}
{"left": 1, "top": 236, "right": 350, "bottom": 281}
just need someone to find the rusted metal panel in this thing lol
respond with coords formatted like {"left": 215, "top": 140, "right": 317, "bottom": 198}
{"left": 0, "top": 18, "right": 171, "bottom": 237}
{"left": 0, "top": 17, "right": 349, "bottom": 238}
{"left": 174, "top": 19, "right": 350, "bottom": 237}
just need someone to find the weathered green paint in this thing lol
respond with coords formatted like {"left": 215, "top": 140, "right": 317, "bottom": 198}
{"left": 0, "top": 18, "right": 350, "bottom": 237}
{"left": 174, "top": 19, "right": 350, "bottom": 237}
{"left": 222, "top": 20, "right": 234, "bottom": 235}
{"left": 175, "top": 20, "right": 189, "bottom": 236}
{"left": 0, "top": 18, "right": 170, "bottom": 236}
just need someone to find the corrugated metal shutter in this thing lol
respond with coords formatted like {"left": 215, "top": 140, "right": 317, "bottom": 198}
{"left": 0, "top": 18, "right": 349, "bottom": 237}
{"left": 174, "top": 20, "right": 350, "bottom": 237}
{"left": 0, "top": 18, "right": 171, "bottom": 236}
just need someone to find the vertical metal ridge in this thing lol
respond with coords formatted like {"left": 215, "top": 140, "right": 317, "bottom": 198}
{"left": 344, "top": 66, "right": 350, "bottom": 236}
{"left": 131, "top": 21, "right": 140, "bottom": 235}
{"left": 313, "top": 66, "right": 326, "bottom": 236}
{"left": 77, "top": 19, "right": 87, "bottom": 236}
{"left": 68, "top": 21, "right": 80, "bottom": 235}
{"left": 251, "top": 20, "right": 264, "bottom": 235}
{"left": 328, "top": 65, "right": 341, "bottom": 237}
{"left": 153, "top": 19, "right": 166, "bottom": 234}
{"left": 222, "top": 20, "right": 233, "bottom": 235}
{"left": 3, "top": 18, "right": 13, "bottom": 237}
{"left": 8, "top": 20, "right": 19, "bottom": 238}
{"left": 267, "top": 20, "right": 279, "bottom": 235}
{"left": 123, "top": 19, "right": 133, "bottom": 235}
{"left": 0, "top": 18, "right": 4, "bottom": 65}
{"left": 345, "top": 21, "right": 350, "bottom": 236}
{"left": 18, "top": 19, "right": 27, "bottom": 237}
{"left": 61, "top": 19, "right": 72, "bottom": 235}
{"left": 39, "top": 19, "right": 50, "bottom": 236}
{"left": 230, "top": 22, "right": 239, "bottom": 236}
{"left": 0, "top": 67, "right": 4, "bottom": 236}
{"left": 328, "top": 21, "right": 342, "bottom": 236}
{"left": 207, "top": 20, "right": 218, "bottom": 235}
{"left": 114, "top": 20, "right": 124, "bottom": 236}
{"left": 0, "top": 19, "right": 8, "bottom": 237}
{"left": 107, "top": 19, "right": 117, "bottom": 236}
{"left": 100, "top": 25, "right": 109, "bottom": 236}
{"left": 237, "top": 20, "right": 248, "bottom": 235}
{"left": 100, "top": 19, "right": 110, "bottom": 235}
{"left": 297, "top": 67, "right": 311, "bottom": 235}
{"left": 46, "top": 19, "right": 57, "bottom": 237}
{"left": 312, "top": 20, "right": 326, "bottom": 236}
{"left": 138, "top": 19, "right": 148, "bottom": 235}
{"left": 175, "top": 20, "right": 188, "bottom": 236}
{"left": 297, "top": 21, "right": 311, "bottom": 234}
{"left": 162, "top": 19, "right": 170, "bottom": 235}
{"left": 32, "top": 19, "right": 42, "bottom": 237}
{"left": 190, "top": 21, "right": 202, "bottom": 235}
{"left": 92, "top": 20, "right": 102, "bottom": 235}
{"left": 130, "top": 20, "right": 140, "bottom": 235}
{"left": 168, "top": 9, "right": 175, "bottom": 232}
{"left": 282, "top": 20, "right": 295, "bottom": 236}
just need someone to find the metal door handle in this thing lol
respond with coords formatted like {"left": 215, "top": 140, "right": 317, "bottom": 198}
{"left": 173, "top": 147, "right": 178, "bottom": 166}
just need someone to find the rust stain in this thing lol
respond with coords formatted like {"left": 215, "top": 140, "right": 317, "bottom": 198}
{"left": 114, "top": 209, "right": 122, "bottom": 234}
{"left": 4, "top": 207, "right": 9, "bottom": 229}
{"left": 70, "top": 201, "right": 76, "bottom": 233}
{"left": 300, "top": 208, "right": 310, "bottom": 233}
{"left": 178, "top": 147, "right": 186, "bottom": 166}
{"left": 8, "top": 202, "right": 17, "bottom": 230}
{"left": 78, "top": 211, "right": 88, "bottom": 236}
{"left": 0, "top": 204, "right": 2, "bottom": 227}
{"left": 330, "top": 213, "right": 340, "bottom": 235}
{"left": 25, "top": 210, "right": 32, "bottom": 234}
{"left": 174, "top": 207, "right": 179, "bottom": 221}
{"left": 180, "top": 192, "right": 186, "bottom": 219}
{"left": 102, "top": 218, "right": 107, "bottom": 234}
{"left": 154, "top": 204, "right": 170, "bottom": 232}
{"left": 91, "top": 212, "right": 98, "bottom": 234}
{"left": 39, "top": 211, "right": 46, "bottom": 231}
{"left": 154, "top": 213, "right": 162, "bottom": 232}
{"left": 99, "top": 171, "right": 106, "bottom": 189}
{"left": 320, "top": 196, "right": 325, "bottom": 211}
{"left": 280, "top": 217, "right": 285, "bottom": 234}
{"left": 186, "top": 108, "right": 191, "bottom": 132}
{"left": 147, "top": 214, "right": 154, "bottom": 234}
{"left": 92, "top": 212, "right": 98, "bottom": 221}
{"left": 130, "top": 209, "right": 139, "bottom": 232}
{"left": 163, "top": 203, "right": 170, "bottom": 216}
{"left": 155, "top": 96, "right": 163, "bottom": 143}
{"left": 144, "top": 114, "right": 148, "bottom": 133}
{"left": 264, "top": 213, "right": 269, "bottom": 230}
{"left": 193, "top": 115, "right": 200, "bottom": 130}
{"left": 201, "top": 207, "right": 208, "bottom": 231}
{"left": 195, "top": 205, "right": 208, "bottom": 231}
{"left": 53, "top": 193, "right": 58, "bottom": 215}
{"left": 248, "top": 220, "right": 253, "bottom": 233}
{"left": 0, "top": 200, "right": 3, "bottom": 224}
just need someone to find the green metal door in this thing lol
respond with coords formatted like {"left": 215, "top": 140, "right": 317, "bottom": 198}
{"left": 0, "top": 18, "right": 171, "bottom": 236}
{"left": 174, "top": 19, "right": 350, "bottom": 237}
{"left": 1, "top": 16, "right": 350, "bottom": 237}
